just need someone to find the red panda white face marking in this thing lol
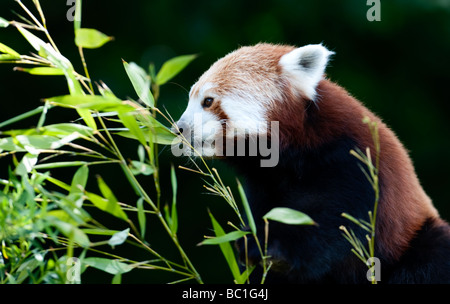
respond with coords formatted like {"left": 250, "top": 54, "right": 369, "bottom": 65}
{"left": 174, "top": 43, "right": 333, "bottom": 162}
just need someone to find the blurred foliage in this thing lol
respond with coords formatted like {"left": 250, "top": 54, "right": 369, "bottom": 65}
{"left": 0, "top": 0, "right": 449, "bottom": 283}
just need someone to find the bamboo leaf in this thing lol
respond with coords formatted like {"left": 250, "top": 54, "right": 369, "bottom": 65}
{"left": 49, "top": 218, "right": 90, "bottom": 248}
{"left": 83, "top": 258, "right": 132, "bottom": 275}
{"left": 235, "top": 265, "right": 256, "bottom": 284}
{"left": 96, "top": 176, "right": 129, "bottom": 221}
{"left": 71, "top": 165, "right": 89, "bottom": 194}
{"left": 237, "top": 179, "right": 256, "bottom": 235}
{"left": 46, "top": 95, "right": 127, "bottom": 112}
{"left": 81, "top": 229, "right": 120, "bottom": 236}
{"left": 116, "top": 130, "right": 179, "bottom": 145}
{"left": 15, "top": 153, "right": 38, "bottom": 175}
{"left": 85, "top": 177, "right": 128, "bottom": 221}
{"left": 0, "top": 134, "right": 82, "bottom": 153}
{"left": 75, "top": 28, "right": 112, "bottom": 49}
{"left": 15, "top": 67, "right": 64, "bottom": 75}
{"left": 15, "top": 24, "right": 46, "bottom": 52}
{"left": 0, "top": 17, "right": 9, "bottom": 28}
{"left": 0, "top": 106, "right": 47, "bottom": 129}
{"left": 117, "top": 111, "right": 146, "bottom": 146}
{"left": 3, "top": 123, "right": 93, "bottom": 138}
{"left": 263, "top": 207, "right": 315, "bottom": 225}
{"left": 136, "top": 197, "right": 146, "bottom": 239}
{"left": 208, "top": 212, "right": 241, "bottom": 280}
{"left": 200, "top": 230, "right": 250, "bottom": 245}
{"left": 0, "top": 42, "right": 20, "bottom": 58}
{"left": 77, "top": 108, "right": 97, "bottom": 131}
{"left": 112, "top": 274, "right": 122, "bottom": 284}
{"left": 170, "top": 164, "right": 178, "bottom": 234}
{"left": 42, "top": 123, "right": 94, "bottom": 137}
{"left": 15, "top": 25, "right": 96, "bottom": 130}
{"left": 129, "top": 160, "right": 154, "bottom": 176}
{"left": 108, "top": 228, "right": 130, "bottom": 247}
{"left": 156, "top": 54, "right": 197, "bottom": 85}
{"left": 0, "top": 54, "right": 19, "bottom": 61}
{"left": 123, "top": 60, "right": 154, "bottom": 108}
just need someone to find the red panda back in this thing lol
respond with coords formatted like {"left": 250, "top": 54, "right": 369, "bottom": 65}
{"left": 268, "top": 78, "right": 439, "bottom": 261}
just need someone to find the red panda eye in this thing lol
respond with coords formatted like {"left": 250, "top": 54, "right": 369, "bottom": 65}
{"left": 202, "top": 97, "right": 214, "bottom": 108}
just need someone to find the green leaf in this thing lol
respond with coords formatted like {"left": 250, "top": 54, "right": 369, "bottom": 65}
{"left": 47, "top": 95, "right": 128, "bottom": 112}
{"left": 86, "top": 176, "right": 128, "bottom": 221}
{"left": 47, "top": 210, "right": 78, "bottom": 226}
{"left": 136, "top": 197, "right": 146, "bottom": 239}
{"left": 0, "top": 134, "right": 83, "bottom": 153}
{"left": 15, "top": 257, "right": 40, "bottom": 284}
{"left": 51, "top": 193, "right": 91, "bottom": 225}
{"left": 97, "top": 81, "right": 117, "bottom": 98}
{"left": 0, "top": 17, "right": 9, "bottom": 28}
{"left": 235, "top": 265, "right": 256, "bottom": 284}
{"left": 123, "top": 61, "right": 154, "bottom": 108}
{"left": 129, "top": 160, "right": 154, "bottom": 176}
{"left": 2, "top": 123, "right": 94, "bottom": 138}
{"left": 71, "top": 165, "right": 89, "bottom": 194}
{"left": 237, "top": 179, "right": 256, "bottom": 235}
{"left": 75, "top": 28, "right": 112, "bottom": 49}
{"left": 117, "top": 111, "right": 146, "bottom": 145}
{"left": 200, "top": 230, "right": 250, "bottom": 245}
{"left": 0, "top": 54, "right": 18, "bottom": 61}
{"left": 112, "top": 273, "right": 122, "bottom": 284}
{"left": 16, "top": 24, "right": 45, "bottom": 52}
{"left": 81, "top": 229, "right": 120, "bottom": 236}
{"left": 117, "top": 129, "right": 179, "bottom": 145}
{"left": 83, "top": 258, "right": 132, "bottom": 275}
{"left": 50, "top": 218, "right": 90, "bottom": 248}
{"left": 170, "top": 164, "right": 178, "bottom": 234}
{"left": 263, "top": 207, "right": 315, "bottom": 225}
{"left": 42, "top": 123, "right": 94, "bottom": 137}
{"left": 0, "top": 137, "right": 22, "bottom": 152}
{"left": 39, "top": 173, "right": 71, "bottom": 192}
{"left": 15, "top": 24, "right": 95, "bottom": 130}
{"left": 208, "top": 212, "right": 241, "bottom": 280}
{"left": 108, "top": 228, "right": 130, "bottom": 247}
{"left": 15, "top": 153, "right": 38, "bottom": 175}
{"left": 15, "top": 25, "right": 83, "bottom": 95}
{"left": 34, "top": 161, "right": 88, "bottom": 170}
{"left": 156, "top": 54, "right": 197, "bottom": 85}
{"left": 16, "top": 67, "right": 64, "bottom": 75}
{"left": 0, "top": 42, "right": 20, "bottom": 58}
{"left": 116, "top": 116, "right": 179, "bottom": 145}
{"left": 77, "top": 108, "right": 97, "bottom": 131}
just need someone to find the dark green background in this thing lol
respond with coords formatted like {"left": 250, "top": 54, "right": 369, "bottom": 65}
{"left": 0, "top": 0, "right": 449, "bottom": 283}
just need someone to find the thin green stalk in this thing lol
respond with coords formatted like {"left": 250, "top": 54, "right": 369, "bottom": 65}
{"left": 97, "top": 115, "right": 203, "bottom": 283}
{"left": 78, "top": 46, "right": 94, "bottom": 94}
{"left": 0, "top": 106, "right": 47, "bottom": 129}
{"left": 16, "top": 0, "right": 60, "bottom": 53}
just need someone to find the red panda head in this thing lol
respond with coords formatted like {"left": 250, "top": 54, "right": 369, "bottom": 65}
{"left": 174, "top": 43, "right": 334, "bottom": 158}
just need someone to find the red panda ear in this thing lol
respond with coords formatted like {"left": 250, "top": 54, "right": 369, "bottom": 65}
{"left": 279, "top": 44, "right": 334, "bottom": 100}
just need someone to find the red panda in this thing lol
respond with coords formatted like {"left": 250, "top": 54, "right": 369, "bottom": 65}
{"left": 174, "top": 43, "right": 450, "bottom": 283}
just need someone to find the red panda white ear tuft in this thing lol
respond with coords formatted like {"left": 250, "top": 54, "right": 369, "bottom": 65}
{"left": 279, "top": 44, "right": 334, "bottom": 101}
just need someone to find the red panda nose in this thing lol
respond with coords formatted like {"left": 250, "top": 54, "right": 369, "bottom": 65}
{"left": 172, "top": 121, "right": 188, "bottom": 136}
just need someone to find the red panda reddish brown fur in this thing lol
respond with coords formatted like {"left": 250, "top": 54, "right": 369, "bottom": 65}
{"left": 269, "top": 78, "right": 439, "bottom": 262}
{"left": 177, "top": 43, "right": 450, "bottom": 283}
